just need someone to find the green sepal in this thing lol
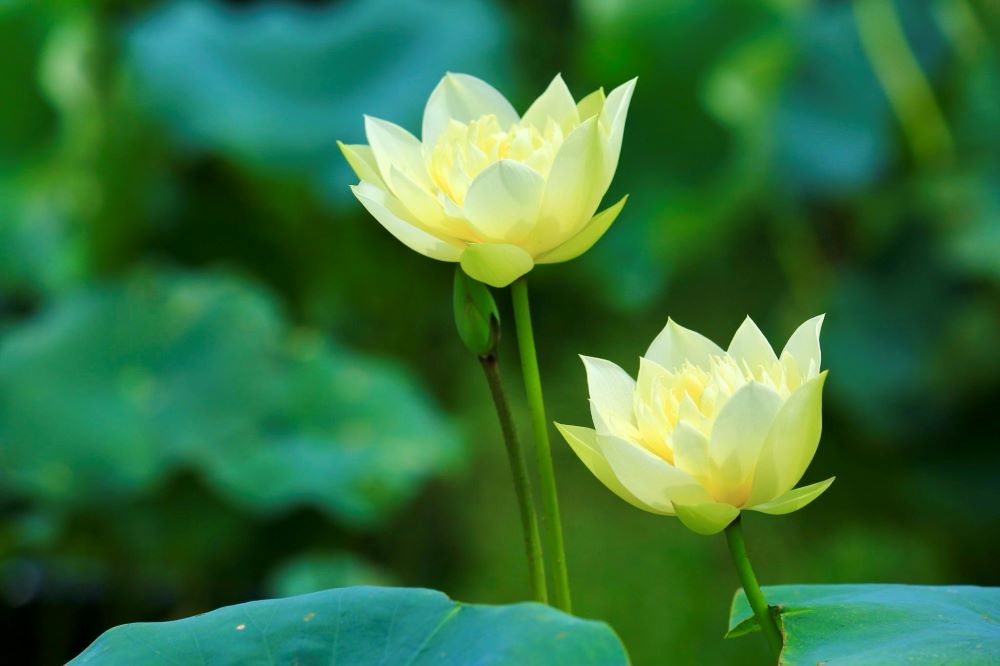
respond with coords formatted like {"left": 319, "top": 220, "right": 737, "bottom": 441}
{"left": 453, "top": 267, "right": 500, "bottom": 357}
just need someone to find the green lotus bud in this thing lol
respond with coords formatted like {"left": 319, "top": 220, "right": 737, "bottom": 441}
{"left": 453, "top": 267, "right": 500, "bottom": 357}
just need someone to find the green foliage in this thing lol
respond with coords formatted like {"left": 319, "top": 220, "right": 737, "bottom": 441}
{"left": 0, "top": 269, "right": 460, "bottom": 525}
{"left": 70, "top": 586, "right": 630, "bottom": 665}
{"left": 728, "top": 584, "right": 1000, "bottom": 665}
{"left": 2, "top": 0, "right": 1000, "bottom": 663}
{"left": 124, "top": 0, "right": 511, "bottom": 202}
{"left": 0, "top": 1, "right": 55, "bottom": 165}
{"left": 266, "top": 552, "right": 395, "bottom": 598}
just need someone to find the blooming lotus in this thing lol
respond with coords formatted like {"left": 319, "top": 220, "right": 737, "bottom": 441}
{"left": 339, "top": 73, "right": 635, "bottom": 288}
{"left": 556, "top": 316, "right": 833, "bottom": 535}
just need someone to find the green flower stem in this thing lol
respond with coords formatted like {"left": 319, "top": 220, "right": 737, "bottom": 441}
{"left": 724, "top": 516, "right": 782, "bottom": 659}
{"left": 479, "top": 353, "right": 548, "bottom": 604}
{"left": 510, "top": 277, "right": 572, "bottom": 613}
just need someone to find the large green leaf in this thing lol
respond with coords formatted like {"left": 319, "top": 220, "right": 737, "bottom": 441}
{"left": 728, "top": 584, "right": 1000, "bottom": 665}
{"left": 69, "top": 586, "right": 630, "bottom": 665}
{"left": 124, "top": 0, "right": 510, "bottom": 202}
{"left": 0, "top": 269, "right": 461, "bottom": 526}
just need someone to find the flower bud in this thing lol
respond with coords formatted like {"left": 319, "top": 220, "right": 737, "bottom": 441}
{"left": 453, "top": 268, "right": 500, "bottom": 357}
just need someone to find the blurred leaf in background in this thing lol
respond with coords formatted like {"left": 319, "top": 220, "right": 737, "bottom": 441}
{"left": 0, "top": 269, "right": 463, "bottom": 659}
{"left": 0, "top": 269, "right": 461, "bottom": 523}
{"left": 124, "top": 0, "right": 512, "bottom": 205}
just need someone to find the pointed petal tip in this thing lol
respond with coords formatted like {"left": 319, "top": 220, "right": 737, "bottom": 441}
{"left": 554, "top": 421, "right": 587, "bottom": 439}
{"left": 534, "top": 194, "right": 627, "bottom": 265}
{"left": 580, "top": 354, "right": 612, "bottom": 370}
{"left": 746, "top": 477, "right": 835, "bottom": 515}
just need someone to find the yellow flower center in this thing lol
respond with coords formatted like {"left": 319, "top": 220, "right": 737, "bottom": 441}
{"left": 634, "top": 355, "right": 791, "bottom": 464}
{"left": 427, "top": 114, "right": 564, "bottom": 204}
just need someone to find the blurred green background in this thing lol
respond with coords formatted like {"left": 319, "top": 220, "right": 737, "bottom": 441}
{"left": 2, "top": 0, "right": 998, "bottom": 663}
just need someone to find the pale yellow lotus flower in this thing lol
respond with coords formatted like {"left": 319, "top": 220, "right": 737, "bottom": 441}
{"left": 556, "top": 316, "right": 834, "bottom": 535}
{"left": 339, "top": 73, "right": 635, "bottom": 287}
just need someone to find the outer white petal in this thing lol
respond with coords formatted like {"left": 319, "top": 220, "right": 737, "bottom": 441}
{"left": 535, "top": 195, "right": 627, "bottom": 265}
{"left": 351, "top": 183, "right": 462, "bottom": 261}
{"left": 673, "top": 502, "right": 740, "bottom": 535}
{"left": 598, "top": 77, "right": 636, "bottom": 188}
{"left": 780, "top": 314, "right": 825, "bottom": 387}
{"left": 708, "top": 382, "right": 783, "bottom": 503}
{"left": 747, "top": 372, "right": 827, "bottom": 506}
{"left": 338, "top": 142, "right": 385, "bottom": 188}
{"left": 576, "top": 87, "right": 606, "bottom": 121}
{"left": 600, "top": 78, "right": 637, "bottom": 134}
{"left": 634, "top": 356, "right": 670, "bottom": 407}
{"left": 389, "top": 166, "right": 446, "bottom": 226}
{"left": 422, "top": 73, "right": 519, "bottom": 148}
{"left": 458, "top": 243, "right": 533, "bottom": 288}
{"left": 462, "top": 160, "right": 544, "bottom": 243}
{"left": 533, "top": 117, "right": 605, "bottom": 253}
{"left": 522, "top": 74, "right": 580, "bottom": 134}
{"left": 438, "top": 196, "right": 484, "bottom": 243}
{"left": 672, "top": 421, "right": 711, "bottom": 484}
{"left": 728, "top": 316, "right": 778, "bottom": 370}
{"left": 746, "top": 477, "right": 834, "bottom": 515}
{"left": 555, "top": 423, "right": 666, "bottom": 514}
{"left": 645, "top": 318, "right": 725, "bottom": 372}
{"left": 581, "top": 355, "right": 636, "bottom": 427}
{"left": 364, "top": 116, "right": 432, "bottom": 190}
{"left": 596, "top": 433, "right": 715, "bottom": 514}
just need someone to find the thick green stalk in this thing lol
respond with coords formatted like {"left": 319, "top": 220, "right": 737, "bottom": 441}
{"left": 479, "top": 354, "right": 548, "bottom": 603}
{"left": 724, "top": 516, "right": 783, "bottom": 660}
{"left": 509, "top": 277, "right": 572, "bottom": 612}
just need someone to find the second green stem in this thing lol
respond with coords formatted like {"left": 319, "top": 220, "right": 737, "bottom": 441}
{"left": 479, "top": 354, "right": 548, "bottom": 603}
{"left": 510, "top": 277, "right": 572, "bottom": 612}
{"left": 724, "top": 516, "right": 782, "bottom": 660}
